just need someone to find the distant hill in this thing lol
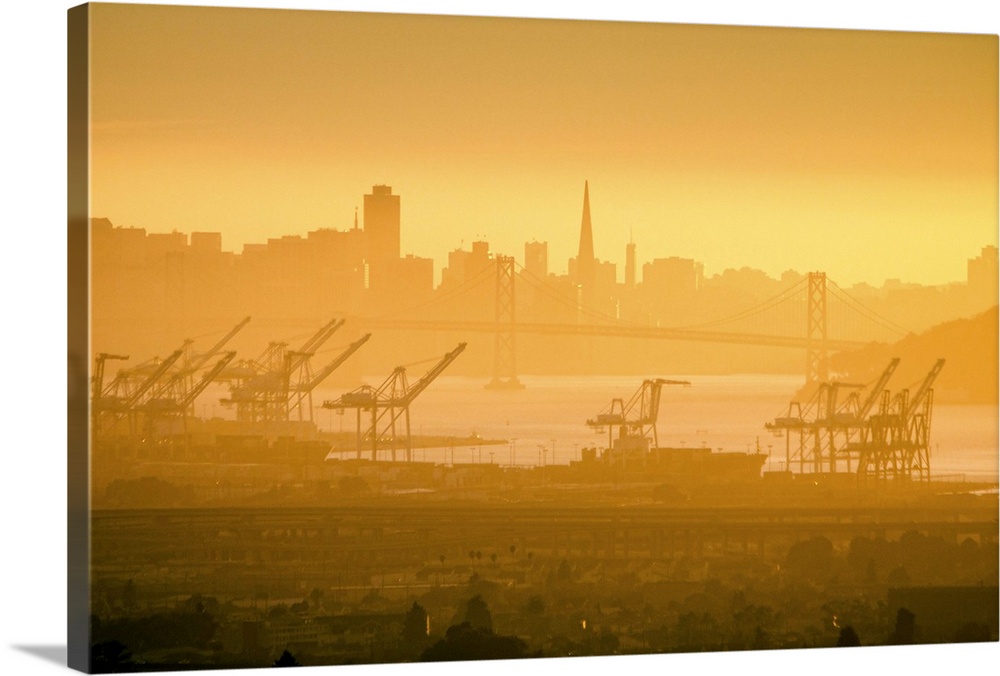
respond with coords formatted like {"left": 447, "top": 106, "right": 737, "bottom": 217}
{"left": 829, "top": 306, "right": 998, "bottom": 404}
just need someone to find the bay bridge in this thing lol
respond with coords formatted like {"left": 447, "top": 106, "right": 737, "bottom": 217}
{"left": 354, "top": 256, "right": 912, "bottom": 388}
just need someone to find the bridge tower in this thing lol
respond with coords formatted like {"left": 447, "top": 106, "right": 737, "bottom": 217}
{"left": 486, "top": 255, "right": 525, "bottom": 390}
{"left": 805, "top": 272, "right": 828, "bottom": 384}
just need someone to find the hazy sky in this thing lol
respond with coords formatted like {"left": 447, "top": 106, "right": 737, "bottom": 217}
{"left": 89, "top": 3, "right": 998, "bottom": 286}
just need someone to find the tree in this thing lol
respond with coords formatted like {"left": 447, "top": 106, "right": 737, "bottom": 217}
{"left": 888, "top": 607, "right": 916, "bottom": 645}
{"left": 785, "top": 536, "right": 835, "bottom": 579}
{"left": 402, "top": 602, "right": 430, "bottom": 649}
{"left": 837, "top": 626, "right": 861, "bottom": 647}
{"left": 273, "top": 649, "right": 301, "bottom": 666}
{"left": 182, "top": 593, "right": 219, "bottom": 615}
{"left": 463, "top": 594, "right": 494, "bottom": 632}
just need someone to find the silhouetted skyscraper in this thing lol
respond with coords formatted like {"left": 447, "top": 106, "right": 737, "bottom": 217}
{"left": 625, "top": 237, "right": 636, "bottom": 289}
{"left": 576, "top": 181, "right": 594, "bottom": 282}
{"left": 578, "top": 180, "right": 594, "bottom": 264}
{"left": 575, "top": 181, "right": 596, "bottom": 306}
{"left": 363, "top": 184, "right": 400, "bottom": 263}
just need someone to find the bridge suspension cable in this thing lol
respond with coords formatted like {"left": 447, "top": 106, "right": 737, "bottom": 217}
{"left": 514, "top": 261, "right": 634, "bottom": 325}
{"left": 826, "top": 280, "right": 913, "bottom": 338}
{"left": 673, "top": 277, "right": 810, "bottom": 331}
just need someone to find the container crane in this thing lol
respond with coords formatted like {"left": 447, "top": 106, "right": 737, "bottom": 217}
{"left": 142, "top": 351, "right": 238, "bottom": 444}
{"left": 94, "top": 318, "right": 253, "bottom": 441}
{"left": 323, "top": 343, "right": 467, "bottom": 462}
{"left": 586, "top": 378, "right": 690, "bottom": 467}
{"left": 766, "top": 359, "right": 901, "bottom": 474}
{"left": 857, "top": 359, "right": 944, "bottom": 482}
{"left": 92, "top": 353, "right": 129, "bottom": 402}
{"left": 222, "top": 318, "right": 345, "bottom": 427}
{"left": 92, "top": 353, "right": 129, "bottom": 439}
{"left": 97, "top": 349, "right": 184, "bottom": 438}
{"left": 791, "top": 382, "right": 867, "bottom": 470}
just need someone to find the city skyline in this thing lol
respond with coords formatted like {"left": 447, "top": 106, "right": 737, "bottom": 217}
{"left": 92, "top": 180, "right": 996, "bottom": 292}
{"left": 89, "top": 4, "right": 997, "bottom": 288}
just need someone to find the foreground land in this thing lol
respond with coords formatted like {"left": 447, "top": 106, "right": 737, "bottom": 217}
{"left": 87, "top": 463, "right": 999, "bottom": 671}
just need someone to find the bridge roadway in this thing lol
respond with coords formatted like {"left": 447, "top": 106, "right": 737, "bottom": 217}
{"left": 92, "top": 503, "right": 998, "bottom": 570}
{"left": 355, "top": 318, "right": 868, "bottom": 351}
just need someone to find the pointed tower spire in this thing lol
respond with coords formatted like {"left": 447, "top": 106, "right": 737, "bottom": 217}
{"left": 578, "top": 180, "right": 595, "bottom": 263}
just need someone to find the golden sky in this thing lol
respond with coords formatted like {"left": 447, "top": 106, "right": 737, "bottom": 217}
{"left": 89, "top": 3, "right": 998, "bottom": 286}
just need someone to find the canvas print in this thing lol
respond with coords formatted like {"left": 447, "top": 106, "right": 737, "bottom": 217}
{"left": 68, "top": 2, "right": 999, "bottom": 673}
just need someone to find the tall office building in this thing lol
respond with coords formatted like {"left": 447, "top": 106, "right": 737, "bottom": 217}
{"left": 577, "top": 181, "right": 595, "bottom": 278}
{"left": 363, "top": 184, "right": 401, "bottom": 263}
{"left": 625, "top": 238, "right": 636, "bottom": 289}
{"left": 571, "top": 181, "right": 598, "bottom": 308}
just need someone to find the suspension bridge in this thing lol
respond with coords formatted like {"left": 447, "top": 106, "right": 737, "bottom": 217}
{"left": 355, "top": 257, "right": 912, "bottom": 387}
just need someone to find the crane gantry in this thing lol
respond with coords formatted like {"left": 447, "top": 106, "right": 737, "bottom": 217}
{"left": 586, "top": 378, "right": 690, "bottom": 468}
{"left": 323, "top": 343, "right": 467, "bottom": 462}
{"left": 766, "top": 358, "right": 899, "bottom": 474}
{"left": 767, "top": 357, "right": 944, "bottom": 481}
{"left": 221, "top": 318, "right": 353, "bottom": 428}
{"left": 856, "top": 358, "right": 945, "bottom": 482}
{"left": 92, "top": 317, "right": 251, "bottom": 444}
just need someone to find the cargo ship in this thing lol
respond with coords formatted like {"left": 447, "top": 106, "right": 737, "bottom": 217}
{"left": 566, "top": 377, "right": 768, "bottom": 485}
{"left": 570, "top": 430, "right": 768, "bottom": 486}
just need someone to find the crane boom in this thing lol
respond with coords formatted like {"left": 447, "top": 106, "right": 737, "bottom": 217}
{"left": 321, "top": 343, "right": 467, "bottom": 461}
{"left": 188, "top": 317, "right": 250, "bottom": 371}
{"left": 630, "top": 378, "right": 689, "bottom": 426}
{"left": 123, "top": 350, "right": 184, "bottom": 408}
{"left": 287, "top": 334, "right": 372, "bottom": 420}
{"left": 394, "top": 343, "right": 467, "bottom": 405}
{"left": 178, "top": 351, "right": 236, "bottom": 408}
{"left": 301, "top": 334, "right": 371, "bottom": 393}
{"left": 906, "top": 358, "right": 945, "bottom": 419}
{"left": 297, "top": 318, "right": 345, "bottom": 356}
{"left": 285, "top": 318, "right": 346, "bottom": 381}
{"left": 857, "top": 358, "right": 900, "bottom": 420}
{"left": 93, "top": 353, "right": 129, "bottom": 402}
